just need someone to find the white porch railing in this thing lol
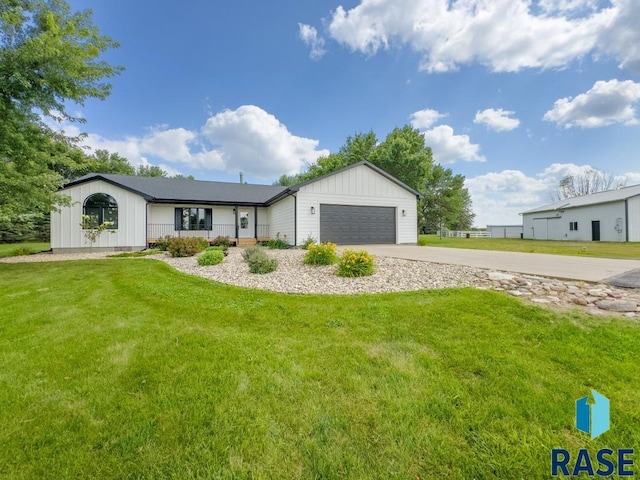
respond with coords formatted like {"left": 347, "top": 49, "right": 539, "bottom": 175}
{"left": 438, "top": 230, "right": 492, "bottom": 238}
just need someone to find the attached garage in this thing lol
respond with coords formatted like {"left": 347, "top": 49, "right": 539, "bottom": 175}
{"left": 319, "top": 204, "right": 396, "bottom": 244}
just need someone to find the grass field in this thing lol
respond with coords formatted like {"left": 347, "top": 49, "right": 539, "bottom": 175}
{"left": 1, "top": 259, "right": 639, "bottom": 478}
{"left": 420, "top": 235, "right": 640, "bottom": 259}
{"left": 0, "top": 242, "right": 50, "bottom": 258}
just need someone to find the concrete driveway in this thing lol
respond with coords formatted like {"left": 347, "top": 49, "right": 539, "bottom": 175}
{"left": 345, "top": 245, "right": 640, "bottom": 283}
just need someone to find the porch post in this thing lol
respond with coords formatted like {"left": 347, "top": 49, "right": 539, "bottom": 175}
{"left": 234, "top": 205, "right": 239, "bottom": 241}
{"left": 254, "top": 206, "right": 258, "bottom": 240}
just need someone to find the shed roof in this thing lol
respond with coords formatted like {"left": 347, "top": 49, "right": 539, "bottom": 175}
{"left": 522, "top": 184, "right": 640, "bottom": 214}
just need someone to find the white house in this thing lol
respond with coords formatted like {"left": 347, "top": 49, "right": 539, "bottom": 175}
{"left": 51, "top": 161, "right": 421, "bottom": 252}
{"left": 521, "top": 184, "right": 640, "bottom": 242}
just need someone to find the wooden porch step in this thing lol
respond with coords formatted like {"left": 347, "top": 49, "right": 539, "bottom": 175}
{"left": 236, "top": 238, "right": 257, "bottom": 247}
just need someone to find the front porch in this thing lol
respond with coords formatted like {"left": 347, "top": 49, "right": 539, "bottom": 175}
{"left": 147, "top": 224, "right": 271, "bottom": 247}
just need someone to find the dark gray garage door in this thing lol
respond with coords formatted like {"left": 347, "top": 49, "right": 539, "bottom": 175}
{"left": 319, "top": 204, "right": 396, "bottom": 244}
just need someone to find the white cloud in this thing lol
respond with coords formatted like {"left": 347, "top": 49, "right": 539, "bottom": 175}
{"left": 474, "top": 108, "right": 520, "bottom": 132}
{"left": 421, "top": 125, "right": 485, "bottom": 164}
{"left": 544, "top": 79, "right": 640, "bottom": 128}
{"left": 465, "top": 163, "right": 640, "bottom": 226}
{"left": 202, "top": 105, "right": 329, "bottom": 177}
{"left": 409, "top": 108, "right": 446, "bottom": 130}
{"left": 298, "top": 23, "right": 327, "bottom": 60}
{"left": 323, "top": 0, "right": 640, "bottom": 73}
{"left": 50, "top": 106, "right": 327, "bottom": 180}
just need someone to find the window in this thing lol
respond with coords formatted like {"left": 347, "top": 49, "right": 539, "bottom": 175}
{"left": 174, "top": 208, "right": 212, "bottom": 230}
{"left": 240, "top": 211, "right": 249, "bottom": 229}
{"left": 569, "top": 221, "right": 578, "bottom": 231}
{"left": 83, "top": 193, "right": 118, "bottom": 229}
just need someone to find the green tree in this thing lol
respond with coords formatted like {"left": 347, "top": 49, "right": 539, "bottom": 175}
{"left": 420, "top": 165, "right": 469, "bottom": 236}
{"left": 0, "top": 0, "right": 122, "bottom": 239}
{"left": 448, "top": 188, "right": 475, "bottom": 231}
{"left": 90, "top": 149, "right": 136, "bottom": 176}
{"left": 137, "top": 164, "right": 168, "bottom": 177}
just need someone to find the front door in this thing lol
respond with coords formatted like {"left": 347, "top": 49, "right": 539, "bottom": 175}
{"left": 239, "top": 210, "right": 252, "bottom": 238}
{"left": 591, "top": 220, "right": 601, "bottom": 241}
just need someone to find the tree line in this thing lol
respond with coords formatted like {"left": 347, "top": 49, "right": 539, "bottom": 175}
{"left": 275, "top": 127, "right": 475, "bottom": 234}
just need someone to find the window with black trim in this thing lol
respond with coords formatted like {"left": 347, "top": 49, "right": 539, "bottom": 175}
{"left": 83, "top": 193, "right": 118, "bottom": 229}
{"left": 569, "top": 221, "right": 578, "bottom": 231}
{"left": 174, "top": 208, "right": 212, "bottom": 230}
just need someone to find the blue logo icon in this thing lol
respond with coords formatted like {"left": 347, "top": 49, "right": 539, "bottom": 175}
{"left": 576, "top": 390, "right": 609, "bottom": 439}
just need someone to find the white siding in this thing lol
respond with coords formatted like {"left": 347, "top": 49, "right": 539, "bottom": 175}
{"left": 51, "top": 180, "right": 146, "bottom": 252}
{"left": 147, "top": 204, "right": 236, "bottom": 239}
{"left": 268, "top": 195, "right": 295, "bottom": 244}
{"left": 295, "top": 164, "right": 418, "bottom": 245}
{"left": 487, "top": 225, "right": 523, "bottom": 238}
{"left": 523, "top": 201, "right": 627, "bottom": 242}
{"left": 627, "top": 195, "right": 640, "bottom": 242}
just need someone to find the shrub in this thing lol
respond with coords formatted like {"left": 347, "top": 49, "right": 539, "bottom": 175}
{"left": 304, "top": 242, "right": 338, "bottom": 266}
{"left": 167, "top": 237, "right": 207, "bottom": 257}
{"left": 206, "top": 245, "right": 229, "bottom": 256}
{"left": 198, "top": 249, "right": 224, "bottom": 266}
{"left": 301, "top": 234, "right": 317, "bottom": 250}
{"left": 210, "top": 235, "right": 232, "bottom": 248}
{"left": 268, "top": 232, "right": 289, "bottom": 250}
{"left": 155, "top": 236, "right": 171, "bottom": 251}
{"left": 417, "top": 236, "right": 428, "bottom": 246}
{"left": 242, "top": 245, "right": 278, "bottom": 274}
{"left": 337, "top": 249, "right": 375, "bottom": 277}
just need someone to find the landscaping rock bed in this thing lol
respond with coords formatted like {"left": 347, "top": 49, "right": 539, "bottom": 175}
{"left": 3, "top": 248, "right": 639, "bottom": 317}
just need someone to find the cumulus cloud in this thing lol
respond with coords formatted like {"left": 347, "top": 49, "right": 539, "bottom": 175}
{"left": 474, "top": 108, "right": 520, "bottom": 132}
{"left": 321, "top": 0, "right": 639, "bottom": 73}
{"left": 421, "top": 125, "right": 485, "bottom": 164}
{"left": 409, "top": 108, "right": 446, "bottom": 130}
{"left": 465, "top": 163, "right": 640, "bottom": 226}
{"left": 298, "top": 23, "right": 327, "bottom": 60}
{"left": 50, "top": 106, "right": 327, "bottom": 180}
{"left": 544, "top": 79, "right": 640, "bottom": 128}
{"left": 201, "top": 105, "right": 328, "bottom": 177}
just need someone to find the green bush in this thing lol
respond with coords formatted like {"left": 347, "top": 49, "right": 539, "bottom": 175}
{"left": 301, "top": 235, "right": 317, "bottom": 250}
{"left": 337, "top": 249, "right": 375, "bottom": 277}
{"left": 198, "top": 249, "right": 224, "bottom": 266}
{"left": 242, "top": 245, "right": 278, "bottom": 274}
{"left": 155, "top": 236, "right": 171, "bottom": 251}
{"left": 210, "top": 235, "right": 232, "bottom": 248}
{"left": 304, "top": 242, "right": 338, "bottom": 265}
{"left": 268, "top": 232, "right": 289, "bottom": 250}
{"left": 206, "top": 245, "right": 229, "bottom": 256}
{"left": 417, "top": 236, "right": 428, "bottom": 246}
{"left": 167, "top": 237, "right": 208, "bottom": 257}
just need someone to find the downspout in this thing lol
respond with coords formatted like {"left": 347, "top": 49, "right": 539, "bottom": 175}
{"left": 235, "top": 205, "right": 239, "bottom": 241}
{"left": 293, "top": 194, "right": 297, "bottom": 246}
{"left": 625, "top": 199, "right": 629, "bottom": 242}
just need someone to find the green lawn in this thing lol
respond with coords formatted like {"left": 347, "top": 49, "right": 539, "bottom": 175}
{"left": 0, "top": 242, "right": 50, "bottom": 258}
{"left": 420, "top": 234, "right": 640, "bottom": 259}
{"left": 1, "top": 259, "right": 639, "bottom": 479}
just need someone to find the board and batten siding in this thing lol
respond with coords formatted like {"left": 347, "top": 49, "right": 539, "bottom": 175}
{"left": 268, "top": 195, "right": 296, "bottom": 244}
{"left": 627, "top": 195, "right": 640, "bottom": 242}
{"left": 523, "top": 201, "right": 627, "bottom": 242}
{"left": 295, "top": 164, "right": 418, "bottom": 245}
{"left": 51, "top": 180, "right": 146, "bottom": 252}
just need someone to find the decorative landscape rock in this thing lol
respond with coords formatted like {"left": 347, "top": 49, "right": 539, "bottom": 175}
{"left": 595, "top": 300, "right": 638, "bottom": 312}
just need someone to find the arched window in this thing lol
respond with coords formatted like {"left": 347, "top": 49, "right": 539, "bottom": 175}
{"left": 83, "top": 193, "right": 118, "bottom": 229}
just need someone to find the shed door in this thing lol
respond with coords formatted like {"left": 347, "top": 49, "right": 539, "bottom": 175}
{"left": 319, "top": 204, "right": 396, "bottom": 244}
{"left": 591, "top": 221, "right": 601, "bottom": 241}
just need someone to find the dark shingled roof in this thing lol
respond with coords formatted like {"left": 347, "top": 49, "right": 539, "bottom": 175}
{"left": 64, "top": 174, "right": 289, "bottom": 205}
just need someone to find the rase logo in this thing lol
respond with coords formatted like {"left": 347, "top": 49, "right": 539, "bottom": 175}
{"left": 551, "top": 390, "right": 635, "bottom": 477}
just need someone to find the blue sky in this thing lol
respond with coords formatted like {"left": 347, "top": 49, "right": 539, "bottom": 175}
{"left": 62, "top": 0, "right": 640, "bottom": 226}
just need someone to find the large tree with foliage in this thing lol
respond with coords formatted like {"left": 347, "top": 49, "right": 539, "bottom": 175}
{"left": 0, "top": 0, "right": 122, "bottom": 240}
{"left": 419, "top": 165, "right": 474, "bottom": 235}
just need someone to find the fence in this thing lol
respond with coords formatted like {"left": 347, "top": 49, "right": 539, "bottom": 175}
{"left": 437, "top": 230, "right": 492, "bottom": 238}
{"left": 147, "top": 224, "right": 271, "bottom": 241}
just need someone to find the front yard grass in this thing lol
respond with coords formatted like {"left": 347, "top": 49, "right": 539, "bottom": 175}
{"left": 0, "top": 242, "right": 50, "bottom": 258}
{"left": 1, "top": 259, "right": 639, "bottom": 478}
{"left": 420, "top": 234, "right": 640, "bottom": 259}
